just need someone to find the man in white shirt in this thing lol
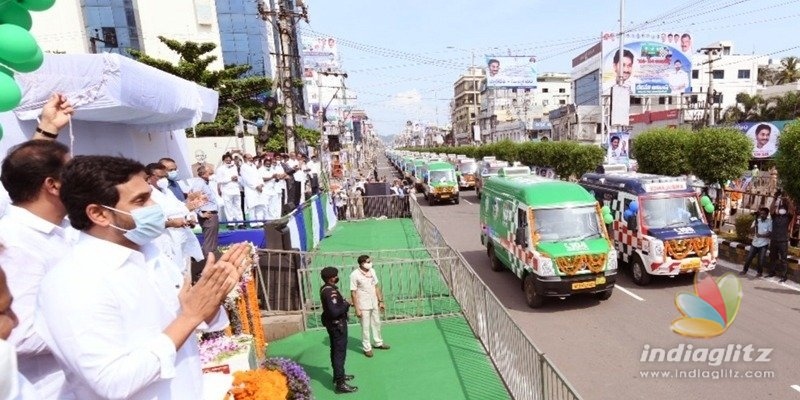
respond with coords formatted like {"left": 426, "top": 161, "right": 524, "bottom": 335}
{"left": 308, "top": 155, "right": 322, "bottom": 196}
{"left": 36, "top": 155, "right": 250, "bottom": 400}
{"left": 215, "top": 153, "right": 244, "bottom": 229}
{"left": 668, "top": 60, "right": 689, "bottom": 93}
{"left": 350, "top": 255, "right": 390, "bottom": 358}
{"left": 240, "top": 154, "right": 266, "bottom": 228}
{"left": 260, "top": 157, "right": 284, "bottom": 220}
{"left": 0, "top": 140, "right": 75, "bottom": 399}
{"left": 0, "top": 265, "right": 39, "bottom": 400}
{"left": 145, "top": 163, "right": 205, "bottom": 273}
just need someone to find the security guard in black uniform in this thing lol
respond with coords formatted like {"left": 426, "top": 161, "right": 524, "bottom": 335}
{"left": 320, "top": 267, "right": 357, "bottom": 393}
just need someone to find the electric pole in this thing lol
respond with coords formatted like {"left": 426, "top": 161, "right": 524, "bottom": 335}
{"left": 699, "top": 45, "right": 722, "bottom": 127}
{"left": 257, "top": 0, "right": 309, "bottom": 154}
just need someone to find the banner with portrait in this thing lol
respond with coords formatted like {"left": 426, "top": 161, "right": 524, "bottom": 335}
{"left": 734, "top": 120, "right": 791, "bottom": 159}
{"left": 484, "top": 56, "right": 538, "bottom": 88}
{"left": 301, "top": 35, "right": 339, "bottom": 70}
{"left": 600, "top": 31, "right": 693, "bottom": 96}
{"left": 607, "top": 131, "right": 631, "bottom": 163}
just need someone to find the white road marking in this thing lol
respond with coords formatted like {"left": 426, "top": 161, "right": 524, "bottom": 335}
{"left": 616, "top": 284, "right": 645, "bottom": 301}
{"left": 790, "top": 384, "right": 800, "bottom": 393}
{"left": 716, "top": 259, "right": 800, "bottom": 293}
{"left": 464, "top": 199, "right": 473, "bottom": 205}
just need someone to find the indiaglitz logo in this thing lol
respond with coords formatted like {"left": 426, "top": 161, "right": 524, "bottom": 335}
{"left": 671, "top": 272, "right": 742, "bottom": 338}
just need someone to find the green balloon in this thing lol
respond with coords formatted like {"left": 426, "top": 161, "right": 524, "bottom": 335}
{"left": 704, "top": 203, "right": 715, "bottom": 213}
{"left": 603, "top": 213, "right": 614, "bottom": 225}
{"left": 0, "top": 66, "right": 21, "bottom": 112}
{"left": 0, "top": 24, "right": 39, "bottom": 63}
{"left": 601, "top": 205, "right": 611, "bottom": 214}
{"left": 15, "top": 0, "right": 56, "bottom": 12}
{"left": 0, "top": 3, "right": 33, "bottom": 30}
{"left": 4, "top": 46, "right": 43, "bottom": 72}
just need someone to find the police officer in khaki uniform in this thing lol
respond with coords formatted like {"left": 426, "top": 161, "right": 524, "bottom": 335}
{"left": 320, "top": 267, "right": 357, "bottom": 393}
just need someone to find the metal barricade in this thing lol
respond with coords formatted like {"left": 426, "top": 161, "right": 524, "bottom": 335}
{"left": 297, "top": 256, "right": 461, "bottom": 330}
{"left": 331, "top": 194, "right": 411, "bottom": 221}
{"left": 408, "top": 198, "right": 582, "bottom": 400}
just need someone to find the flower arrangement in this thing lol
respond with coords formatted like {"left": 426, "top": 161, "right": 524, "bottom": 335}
{"left": 224, "top": 369, "right": 289, "bottom": 400}
{"left": 199, "top": 335, "right": 245, "bottom": 365}
{"left": 263, "top": 358, "right": 313, "bottom": 400}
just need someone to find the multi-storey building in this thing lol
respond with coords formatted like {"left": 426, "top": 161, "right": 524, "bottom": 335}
{"left": 450, "top": 67, "right": 484, "bottom": 145}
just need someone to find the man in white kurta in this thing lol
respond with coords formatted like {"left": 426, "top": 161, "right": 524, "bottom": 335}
{"left": 240, "top": 155, "right": 266, "bottom": 227}
{"left": 349, "top": 255, "right": 390, "bottom": 357}
{"left": 260, "top": 158, "right": 284, "bottom": 220}
{"left": 0, "top": 140, "right": 75, "bottom": 399}
{"left": 35, "top": 156, "right": 244, "bottom": 400}
{"left": 215, "top": 154, "right": 244, "bottom": 228}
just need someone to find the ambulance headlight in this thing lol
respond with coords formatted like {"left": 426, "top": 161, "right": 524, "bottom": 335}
{"left": 606, "top": 250, "right": 618, "bottom": 271}
{"left": 538, "top": 257, "right": 555, "bottom": 276}
{"left": 652, "top": 240, "right": 664, "bottom": 258}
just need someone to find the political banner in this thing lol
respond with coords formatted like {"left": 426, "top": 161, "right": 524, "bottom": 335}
{"left": 485, "top": 56, "right": 538, "bottom": 88}
{"left": 733, "top": 120, "right": 792, "bottom": 159}
{"left": 601, "top": 31, "right": 693, "bottom": 96}
{"left": 301, "top": 35, "right": 339, "bottom": 70}
{"left": 608, "top": 131, "right": 631, "bottom": 163}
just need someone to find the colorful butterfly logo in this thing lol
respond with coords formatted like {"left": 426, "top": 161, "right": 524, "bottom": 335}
{"left": 671, "top": 272, "right": 742, "bottom": 338}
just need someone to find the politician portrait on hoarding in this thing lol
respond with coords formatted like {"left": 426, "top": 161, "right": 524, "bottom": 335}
{"left": 668, "top": 60, "right": 689, "bottom": 93}
{"left": 613, "top": 49, "right": 636, "bottom": 88}
{"left": 747, "top": 123, "right": 778, "bottom": 158}
{"left": 487, "top": 59, "right": 500, "bottom": 76}
{"left": 680, "top": 33, "right": 692, "bottom": 52}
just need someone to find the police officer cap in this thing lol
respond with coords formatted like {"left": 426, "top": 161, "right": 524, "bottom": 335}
{"left": 320, "top": 266, "right": 339, "bottom": 280}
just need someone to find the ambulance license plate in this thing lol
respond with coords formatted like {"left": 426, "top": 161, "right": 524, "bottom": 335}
{"left": 680, "top": 259, "right": 701, "bottom": 271}
{"left": 440, "top": 194, "right": 450, "bottom": 199}
{"left": 572, "top": 280, "right": 596, "bottom": 290}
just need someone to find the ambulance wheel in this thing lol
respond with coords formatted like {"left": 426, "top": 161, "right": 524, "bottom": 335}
{"left": 454, "top": 197, "right": 460, "bottom": 205}
{"left": 488, "top": 245, "right": 504, "bottom": 272}
{"left": 476, "top": 189, "right": 481, "bottom": 199}
{"left": 596, "top": 289, "right": 613, "bottom": 301}
{"left": 631, "top": 255, "right": 651, "bottom": 286}
{"left": 428, "top": 196, "right": 435, "bottom": 206}
{"left": 523, "top": 274, "right": 544, "bottom": 308}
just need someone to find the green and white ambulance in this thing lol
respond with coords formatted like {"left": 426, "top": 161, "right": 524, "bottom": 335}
{"left": 420, "top": 161, "right": 459, "bottom": 205}
{"left": 480, "top": 167, "right": 617, "bottom": 307}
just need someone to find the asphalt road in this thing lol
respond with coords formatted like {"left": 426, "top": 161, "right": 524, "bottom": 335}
{"left": 414, "top": 187, "right": 800, "bottom": 400}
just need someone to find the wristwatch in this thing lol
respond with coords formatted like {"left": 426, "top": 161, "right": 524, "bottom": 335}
{"left": 36, "top": 127, "right": 58, "bottom": 139}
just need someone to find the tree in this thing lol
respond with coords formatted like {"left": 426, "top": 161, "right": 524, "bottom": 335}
{"left": 632, "top": 128, "right": 693, "bottom": 176}
{"left": 775, "top": 121, "right": 800, "bottom": 203}
{"left": 722, "top": 93, "right": 765, "bottom": 123}
{"left": 758, "top": 65, "right": 780, "bottom": 86}
{"left": 778, "top": 56, "right": 800, "bottom": 84}
{"left": 689, "top": 127, "right": 752, "bottom": 188}
{"left": 128, "top": 36, "right": 272, "bottom": 139}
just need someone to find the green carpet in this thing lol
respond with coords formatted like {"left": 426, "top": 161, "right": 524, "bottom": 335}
{"left": 267, "top": 316, "right": 510, "bottom": 400}
{"left": 303, "top": 219, "right": 461, "bottom": 329}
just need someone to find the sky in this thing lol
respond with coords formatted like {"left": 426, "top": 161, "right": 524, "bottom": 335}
{"left": 301, "top": 0, "right": 800, "bottom": 137}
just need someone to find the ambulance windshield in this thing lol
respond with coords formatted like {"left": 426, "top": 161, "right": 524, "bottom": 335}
{"left": 641, "top": 195, "right": 703, "bottom": 229}
{"left": 430, "top": 170, "right": 455, "bottom": 183}
{"left": 533, "top": 206, "right": 602, "bottom": 242}
{"left": 459, "top": 162, "right": 477, "bottom": 174}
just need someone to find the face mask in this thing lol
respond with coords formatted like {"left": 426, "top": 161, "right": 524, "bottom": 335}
{"left": 104, "top": 204, "right": 166, "bottom": 246}
{"left": 156, "top": 177, "right": 169, "bottom": 190}
{"left": 167, "top": 170, "right": 178, "bottom": 181}
{"left": 333, "top": 277, "right": 339, "bottom": 284}
{"left": 362, "top": 262, "right": 372, "bottom": 270}
{"left": 778, "top": 209, "right": 787, "bottom": 215}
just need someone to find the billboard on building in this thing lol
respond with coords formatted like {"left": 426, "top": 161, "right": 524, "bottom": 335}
{"left": 485, "top": 56, "right": 538, "bottom": 88}
{"left": 734, "top": 120, "right": 792, "bottom": 159}
{"left": 301, "top": 35, "right": 339, "bottom": 70}
{"left": 600, "top": 31, "right": 693, "bottom": 96}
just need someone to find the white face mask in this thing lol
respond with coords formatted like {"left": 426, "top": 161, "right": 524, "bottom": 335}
{"left": 156, "top": 177, "right": 169, "bottom": 190}
{"left": 778, "top": 209, "right": 787, "bottom": 215}
{"left": 362, "top": 262, "right": 372, "bottom": 270}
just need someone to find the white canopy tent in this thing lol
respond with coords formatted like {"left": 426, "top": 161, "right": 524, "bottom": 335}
{"left": 0, "top": 53, "right": 220, "bottom": 215}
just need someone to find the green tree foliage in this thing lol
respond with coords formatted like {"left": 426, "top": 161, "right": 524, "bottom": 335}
{"left": 775, "top": 120, "right": 800, "bottom": 203}
{"left": 128, "top": 36, "right": 271, "bottom": 138}
{"left": 631, "top": 128, "right": 693, "bottom": 176}
{"left": 689, "top": 127, "right": 753, "bottom": 187}
{"left": 723, "top": 90, "right": 800, "bottom": 123}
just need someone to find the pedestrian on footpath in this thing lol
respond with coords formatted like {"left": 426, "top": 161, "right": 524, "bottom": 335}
{"left": 740, "top": 207, "right": 771, "bottom": 277}
{"left": 350, "top": 255, "right": 390, "bottom": 358}
{"left": 319, "top": 267, "right": 357, "bottom": 394}
{"left": 767, "top": 196, "right": 795, "bottom": 282}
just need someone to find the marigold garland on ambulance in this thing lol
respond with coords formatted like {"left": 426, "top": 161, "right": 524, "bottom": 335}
{"left": 480, "top": 166, "right": 617, "bottom": 308}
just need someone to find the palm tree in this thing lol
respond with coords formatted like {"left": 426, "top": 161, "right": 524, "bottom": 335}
{"left": 777, "top": 56, "right": 800, "bottom": 84}
{"left": 722, "top": 93, "right": 766, "bottom": 123}
{"left": 758, "top": 65, "right": 780, "bottom": 86}
{"left": 765, "top": 91, "right": 800, "bottom": 120}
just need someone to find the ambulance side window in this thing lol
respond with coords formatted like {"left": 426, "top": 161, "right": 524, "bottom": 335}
{"left": 623, "top": 198, "right": 638, "bottom": 232}
{"left": 515, "top": 208, "right": 528, "bottom": 247}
